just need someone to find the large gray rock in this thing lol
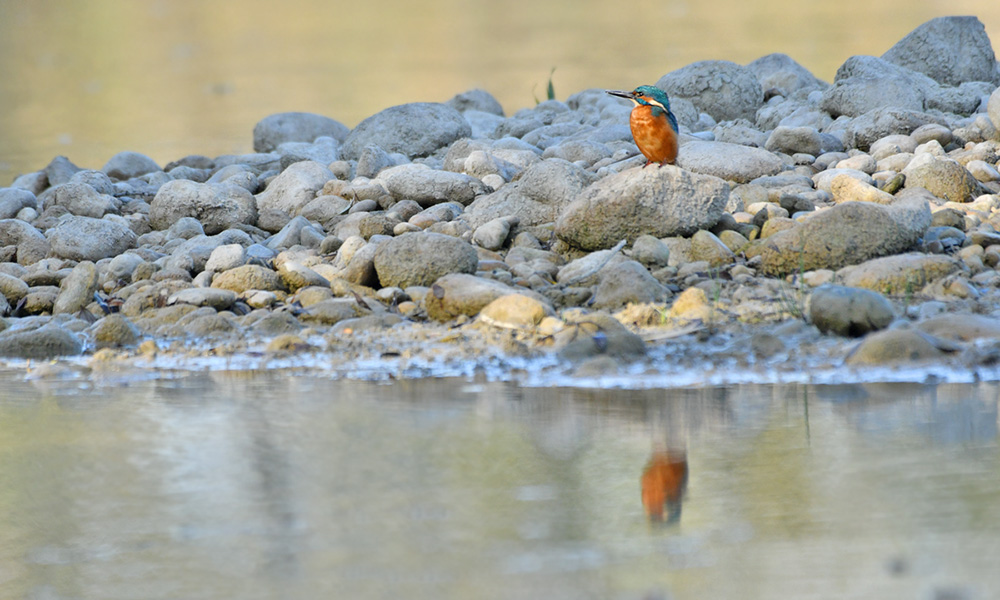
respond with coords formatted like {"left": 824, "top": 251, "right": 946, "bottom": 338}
{"left": 149, "top": 180, "right": 258, "bottom": 234}
{"left": 255, "top": 160, "right": 334, "bottom": 215}
{"left": 555, "top": 165, "right": 729, "bottom": 251}
{"left": 446, "top": 88, "right": 505, "bottom": 116}
{"left": 808, "top": 284, "right": 895, "bottom": 337}
{"left": 0, "top": 219, "right": 49, "bottom": 265}
{"left": 989, "top": 88, "right": 1000, "bottom": 133}
{"left": 820, "top": 55, "right": 935, "bottom": 117}
{"left": 591, "top": 259, "right": 668, "bottom": 310}
{"left": 377, "top": 164, "right": 489, "bottom": 207}
{"left": 463, "top": 159, "right": 597, "bottom": 231}
{"left": 340, "top": 103, "right": 472, "bottom": 160}
{"left": 47, "top": 216, "right": 137, "bottom": 261}
{"left": 745, "top": 191, "right": 932, "bottom": 276}
{"left": 657, "top": 60, "right": 763, "bottom": 122}
{"left": 253, "top": 112, "right": 350, "bottom": 153}
{"left": 102, "top": 151, "right": 160, "bottom": 180}
{"left": 844, "top": 328, "right": 946, "bottom": 365}
{"left": 746, "top": 53, "right": 829, "bottom": 95}
{"left": 764, "top": 126, "right": 823, "bottom": 156}
{"left": 881, "top": 16, "right": 999, "bottom": 86}
{"left": 675, "top": 141, "right": 784, "bottom": 183}
{"left": 373, "top": 231, "right": 479, "bottom": 288}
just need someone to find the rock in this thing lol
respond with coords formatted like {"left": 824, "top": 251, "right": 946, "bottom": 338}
{"left": 43, "top": 182, "right": 120, "bottom": 218}
{"left": 276, "top": 138, "right": 339, "bottom": 168}
{"left": 663, "top": 287, "right": 712, "bottom": 325}
{"left": 631, "top": 234, "right": 671, "bottom": 268}
{"left": 556, "top": 312, "right": 647, "bottom": 361}
{"left": 253, "top": 112, "right": 350, "bottom": 153}
{"left": 204, "top": 244, "right": 247, "bottom": 272}
{"left": 0, "top": 323, "right": 83, "bottom": 358}
{"left": 881, "top": 16, "right": 999, "bottom": 87}
{"left": 167, "top": 288, "right": 238, "bottom": 310}
{"left": 0, "top": 188, "right": 37, "bottom": 219}
{"left": 373, "top": 231, "right": 479, "bottom": 288}
{"left": 472, "top": 216, "right": 516, "bottom": 250}
{"left": 250, "top": 312, "right": 303, "bottom": 335}
{"left": 902, "top": 155, "right": 984, "bottom": 203}
{"left": 276, "top": 259, "right": 329, "bottom": 292}
{"left": 657, "top": 60, "right": 763, "bottom": 122}
{"left": 164, "top": 217, "right": 204, "bottom": 241}
{"left": 916, "top": 313, "right": 1000, "bottom": 342}
{"left": 211, "top": 264, "right": 286, "bottom": 293}
{"left": 829, "top": 174, "right": 894, "bottom": 204}
{"left": 47, "top": 216, "right": 137, "bottom": 261}
{"left": 689, "top": 230, "right": 736, "bottom": 267}
{"left": 989, "top": 88, "right": 1000, "bottom": 133}
{"left": 807, "top": 284, "right": 894, "bottom": 337}
{"left": 555, "top": 165, "right": 728, "bottom": 251}
{"left": 813, "top": 168, "right": 874, "bottom": 193}
{"left": 149, "top": 180, "right": 257, "bottom": 234}
{"left": 745, "top": 191, "right": 931, "bottom": 276}
{"left": 591, "top": 259, "right": 668, "bottom": 310}
{"left": 340, "top": 103, "right": 472, "bottom": 161}
{"left": 102, "top": 151, "right": 160, "bottom": 180}
{"left": 479, "top": 293, "right": 549, "bottom": 328}
{"left": 845, "top": 107, "right": 946, "bottom": 151}
{"left": 424, "top": 273, "right": 542, "bottom": 322}
{"left": 44, "top": 156, "right": 82, "bottom": 186}
{"left": 355, "top": 145, "right": 398, "bottom": 178}
{"left": 464, "top": 159, "right": 597, "bottom": 231}
{"left": 53, "top": 261, "right": 99, "bottom": 315}
{"left": 446, "top": 88, "right": 505, "bottom": 115}
{"left": 378, "top": 164, "right": 489, "bottom": 207}
{"left": 255, "top": 161, "right": 334, "bottom": 215}
{"left": 820, "top": 55, "right": 933, "bottom": 117}
{"left": 765, "top": 126, "right": 822, "bottom": 156}
{"left": 837, "top": 253, "right": 964, "bottom": 295}
{"left": 0, "top": 219, "right": 49, "bottom": 265}
{"left": 746, "top": 53, "right": 828, "bottom": 95}
{"left": 844, "top": 328, "right": 946, "bottom": 365}
{"left": 0, "top": 272, "right": 29, "bottom": 305}
{"left": 675, "top": 141, "right": 784, "bottom": 183}
{"left": 301, "top": 298, "right": 364, "bottom": 325}
{"left": 92, "top": 314, "right": 142, "bottom": 348}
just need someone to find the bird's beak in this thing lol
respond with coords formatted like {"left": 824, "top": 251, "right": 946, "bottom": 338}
{"left": 605, "top": 89, "right": 633, "bottom": 99}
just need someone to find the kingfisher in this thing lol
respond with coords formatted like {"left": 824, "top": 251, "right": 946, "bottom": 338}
{"left": 606, "top": 85, "right": 680, "bottom": 167}
{"left": 640, "top": 447, "right": 688, "bottom": 523}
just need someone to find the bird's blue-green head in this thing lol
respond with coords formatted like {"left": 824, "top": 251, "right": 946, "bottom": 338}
{"left": 606, "top": 85, "right": 678, "bottom": 132}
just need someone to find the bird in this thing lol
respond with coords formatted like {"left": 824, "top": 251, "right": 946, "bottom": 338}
{"left": 640, "top": 447, "right": 688, "bottom": 523}
{"left": 606, "top": 85, "right": 680, "bottom": 167}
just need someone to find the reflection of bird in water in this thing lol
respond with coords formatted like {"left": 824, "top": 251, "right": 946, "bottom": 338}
{"left": 641, "top": 448, "right": 688, "bottom": 523}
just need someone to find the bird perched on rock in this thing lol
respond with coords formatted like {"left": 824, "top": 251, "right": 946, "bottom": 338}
{"left": 606, "top": 85, "right": 679, "bottom": 167}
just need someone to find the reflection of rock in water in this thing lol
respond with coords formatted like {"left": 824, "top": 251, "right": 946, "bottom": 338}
{"left": 641, "top": 449, "right": 688, "bottom": 523}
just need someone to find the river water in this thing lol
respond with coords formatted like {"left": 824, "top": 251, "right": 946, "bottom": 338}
{"left": 2, "top": 373, "right": 998, "bottom": 599}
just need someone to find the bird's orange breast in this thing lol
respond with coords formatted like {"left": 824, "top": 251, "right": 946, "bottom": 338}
{"left": 630, "top": 106, "right": 679, "bottom": 164}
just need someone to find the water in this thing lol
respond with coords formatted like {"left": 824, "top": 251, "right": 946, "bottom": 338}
{"left": 2, "top": 374, "right": 998, "bottom": 599}
{"left": 1, "top": 0, "right": 999, "bottom": 182}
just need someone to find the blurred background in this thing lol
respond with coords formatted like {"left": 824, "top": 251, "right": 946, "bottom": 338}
{"left": 0, "top": 0, "right": 998, "bottom": 184}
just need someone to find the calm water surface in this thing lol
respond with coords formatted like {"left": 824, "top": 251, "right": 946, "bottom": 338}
{"left": 1, "top": 0, "right": 999, "bottom": 182}
{"left": 1, "top": 374, "right": 998, "bottom": 599}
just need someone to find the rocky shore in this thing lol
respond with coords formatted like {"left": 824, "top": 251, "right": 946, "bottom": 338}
{"left": 4, "top": 16, "right": 1000, "bottom": 385}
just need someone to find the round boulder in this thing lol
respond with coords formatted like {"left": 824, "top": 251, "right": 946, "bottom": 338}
{"left": 373, "top": 231, "right": 479, "bottom": 288}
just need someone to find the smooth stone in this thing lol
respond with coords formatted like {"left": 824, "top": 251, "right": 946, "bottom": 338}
{"left": 472, "top": 216, "right": 517, "bottom": 251}
{"left": 92, "top": 314, "right": 142, "bottom": 348}
{"left": 556, "top": 312, "right": 647, "bottom": 361}
{"left": 765, "top": 126, "right": 822, "bottom": 156}
{"left": 479, "top": 293, "right": 550, "bottom": 328}
{"left": 276, "top": 260, "right": 329, "bottom": 292}
{"left": 745, "top": 191, "right": 932, "bottom": 276}
{"left": 844, "top": 328, "right": 946, "bottom": 365}
{"left": 881, "top": 16, "right": 999, "bottom": 87}
{"left": 204, "top": 244, "right": 247, "bottom": 272}
{"left": 102, "top": 151, "right": 160, "bottom": 181}
{"left": 916, "top": 313, "right": 1000, "bottom": 341}
{"left": 0, "top": 219, "right": 50, "bottom": 265}
{"left": 373, "top": 231, "right": 478, "bottom": 288}
{"left": 377, "top": 163, "right": 489, "bottom": 207}
{"left": 47, "top": 216, "right": 137, "bottom": 262}
{"left": 0, "top": 188, "right": 37, "bottom": 219}
{"left": 631, "top": 234, "right": 671, "bottom": 268}
{"left": 211, "top": 264, "right": 287, "bottom": 293}
{"left": 807, "top": 284, "right": 894, "bottom": 337}
{"left": 591, "top": 259, "right": 668, "bottom": 310}
{"left": 301, "top": 298, "right": 364, "bottom": 325}
{"left": 253, "top": 112, "right": 350, "bottom": 153}
{"left": 150, "top": 180, "right": 257, "bottom": 234}
{"left": 746, "top": 53, "right": 829, "bottom": 95}
{"left": 844, "top": 107, "right": 946, "bottom": 152}
{"left": 0, "top": 272, "right": 29, "bottom": 304}
{"left": 44, "top": 182, "right": 120, "bottom": 218}
{"left": 167, "top": 287, "right": 238, "bottom": 310}
{"left": 424, "top": 273, "right": 544, "bottom": 322}
{"left": 903, "top": 155, "right": 984, "bottom": 203}
{"left": 989, "top": 87, "right": 1000, "bottom": 133}
{"left": 0, "top": 323, "right": 83, "bottom": 358}
{"left": 255, "top": 161, "right": 334, "bottom": 215}
{"left": 829, "top": 174, "right": 894, "bottom": 204}
{"left": 689, "top": 230, "right": 735, "bottom": 267}
{"left": 53, "top": 261, "right": 99, "bottom": 315}
{"left": 675, "top": 141, "right": 784, "bottom": 184}
{"left": 340, "top": 102, "right": 472, "bottom": 161}
{"left": 446, "top": 88, "right": 505, "bottom": 116}
{"left": 836, "top": 252, "right": 963, "bottom": 295}
{"left": 555, "top": 165, "right": 729, "bottom": 251}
